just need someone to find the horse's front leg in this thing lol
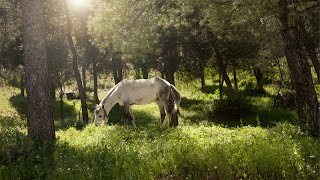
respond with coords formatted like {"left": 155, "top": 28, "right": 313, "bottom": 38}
{"left": 128, "top": 105, "right": 136, "bottom": 128}
{"left": 124, "top": 102, "right": 135, "bottom": 128}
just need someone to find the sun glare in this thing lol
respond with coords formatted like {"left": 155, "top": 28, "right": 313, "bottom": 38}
{"left": 71, "top": 0, "right": 87, "bottom": 7}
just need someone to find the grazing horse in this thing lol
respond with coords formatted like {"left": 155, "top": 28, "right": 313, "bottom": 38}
{"left": 94, "top": 77, "right": 181, "bottom": 127}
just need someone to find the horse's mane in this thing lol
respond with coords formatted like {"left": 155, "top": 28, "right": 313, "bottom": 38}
{"left": 101, "top": 83, "right": 119, "bottom": 105}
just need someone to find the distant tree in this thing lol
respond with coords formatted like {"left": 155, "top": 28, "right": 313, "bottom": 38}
{"left": 64, "top": 0, "right": 89, "bottom": 124}
{"left": 21, "top": 0, "right": 55, "bottom": 141}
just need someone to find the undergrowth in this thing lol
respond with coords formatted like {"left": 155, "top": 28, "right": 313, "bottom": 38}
{"left": 0, "top": 123, "right": 319, "bottom": 179}
{"left": 0, "top": 81, "right": 319, "bottom": 179}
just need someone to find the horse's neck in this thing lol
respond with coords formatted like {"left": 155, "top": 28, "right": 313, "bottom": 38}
{"left": 102, "top": 90, "right": 119, "bottom": 115}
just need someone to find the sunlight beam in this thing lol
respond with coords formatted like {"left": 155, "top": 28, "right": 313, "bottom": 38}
{"left": 71, "top": 0, "right": 87, "bottom": 8}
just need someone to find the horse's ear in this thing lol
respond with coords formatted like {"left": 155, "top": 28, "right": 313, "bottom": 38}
{"left": 102, "top": 104, "right": 104, "bottom": 109}
{"left": 93, "top": 104, "right": 98, "bottom": 109}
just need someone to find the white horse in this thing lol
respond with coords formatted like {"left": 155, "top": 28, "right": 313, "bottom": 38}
{"left": 94, "top": 77, "right": 181, "bottom": 127}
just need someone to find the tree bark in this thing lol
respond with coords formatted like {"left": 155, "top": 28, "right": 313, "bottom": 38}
{"left": 49, "top": 71, "right": 57, "bottom": 100}
{"left": 279, "top": 0, "right": 320, "bottom": 136}
{"left": 253, "top": 66, "right": 264, "bottom": 94}
{"left": 200, "top": 62, "right": 205, "bottom": 92}
{"left": 59, "top": 82, "right": 64, "bottom": 121}
{"left": 141, "top": 63, "right": 149, "bottom": 79}
{"left": 82, "top": 66, "right": 87, "bottom": 100}
{"left": 20, "top": 72, "right": 25, "bottom": 97}
{"left": 64, "top": 0, "right": 89, "bottom": 124}
{"left": 92, "top": 54, "right": 99, "bottom": 103}
{"left": 163, "top": 51, "right": 177, "bottom": 86}
{"left": 213, "top": 44, "right": 233, "bottom": 96}
{"left": 232, "top": 63, "right": 238, "bottom": 90}
{"left": 307, "top": 47, "right": 320, "bottom": 84}
{"left": 301, "top": 25, "right": 320, "bottom": 84}
{"left": 111, "top": 51, "right": 123, "bottom": 85}
{"left": 21, "top": 0, "right": 55, "bottom": 141}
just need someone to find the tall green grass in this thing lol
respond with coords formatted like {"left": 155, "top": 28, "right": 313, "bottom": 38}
{"left": 0, "top": 80, "right": 319, "bottom": 179}
{"left": 0, "top": 123, "right": 319, "bottom": 179}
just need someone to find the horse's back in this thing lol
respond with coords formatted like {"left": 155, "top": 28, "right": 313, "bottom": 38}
{"left": 118, "top": 77, "right": 168, "bottom": 105}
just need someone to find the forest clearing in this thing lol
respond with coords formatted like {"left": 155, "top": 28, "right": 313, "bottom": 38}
{"left": 1, "top": 0, "right": 320, "bottom": 179}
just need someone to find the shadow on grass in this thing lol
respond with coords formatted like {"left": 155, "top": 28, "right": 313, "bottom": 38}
{"left": 9, "top": 95, "right": 79, "bottom": 119}
{"left": 180, "top": 96, "right": 298, "bottom": 128}
{"left": 202, "top": 84, "right": 227, "bottom": 95}
{"left": 8, "top": 95, "right": 85, "bottom": 131}
{"left": 107, "top": 104, "right": 163, "bottom": 127}
{"left": 179, "top": 97, "right": 213, "bottom": 124}
{"left": 211, "top": 108, "right": 298, "bottom": 128}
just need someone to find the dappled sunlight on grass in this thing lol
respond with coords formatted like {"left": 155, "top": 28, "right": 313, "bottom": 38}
{"left": 1, "top": 84, "right": 319, "bottom": 179}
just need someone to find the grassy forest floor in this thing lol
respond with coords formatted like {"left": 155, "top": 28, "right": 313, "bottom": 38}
{"left": 0, "top": 77, "right": 320, "bottom": 179}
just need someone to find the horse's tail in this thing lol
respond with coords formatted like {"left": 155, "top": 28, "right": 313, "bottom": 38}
{"left": 170, "top": 84, "right": 181, "bottom": 112}
{"left": 168, "top": 84, "right": 180, "bottom": 127}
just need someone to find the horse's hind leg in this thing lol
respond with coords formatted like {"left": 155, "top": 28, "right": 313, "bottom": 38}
{"left": 124, "top": 102, "right": 135, "bottom": 128}
{"left": 156, "top": 100, "right": 166, "bottom": 124}
{"left": 158, "top": 88, "right": 176, "bottom": 127}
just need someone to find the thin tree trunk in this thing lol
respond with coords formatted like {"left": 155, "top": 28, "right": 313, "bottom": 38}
{"left": 20, "top": 73, "right": 25, "bottom": 97}
{"left": 64, "top": 0, "right": 89, "bottom": 124}
{"left": 233, "top": 63, "right": 238, "bottom": 90}
{"left": 82, "top": 66, "right": 87, "bottom": 99}
{"left": 92, "top": 55, "right": 99, "bottom": 103}
{"left": 165, "top": 70, "right": 175, "bottom": 86}
{"left": 279, "top": 0, "right": 320, "bottom": 136}
{"left": 164, "top": 52, "right": 176, "bottom": 85}
{"left": 273, "top": 59, "right": 283, "bottom": 110}
{"left": 117, "top": 54, "right": 123, "bottom": 82}
{"left": 219, "top": 69, "right": 223, "bottom": 100}
{"left": 253, "top": 67, "right": 264, "bottom": 94}
{"left": 111, "top": 51, "right": 122, "bottom": 85}
{"left": 80, "top": 12, "right": 89, "bottom": 103}
{"left": 21, "top": 0, "right": 55, "bottom": 141}
{"left": 308, "top": 47, "right": 320, "bottom": 84}
{"left": 60, "top": 81, "right": 64, "bottom": 121}
{"left": 49, "top": 72, "right": 56, "bottom": 100}
{"left": 141, "top": 64, "right": 149, "bottom": 79}
{"left": 214, "top": 45, "right": 232, "bottom": 96}
{"left": 200, "top": 62, "right": 205, "bottom": 92}
{"left": 301, "top": 25, "right": 320, "bottom": 84}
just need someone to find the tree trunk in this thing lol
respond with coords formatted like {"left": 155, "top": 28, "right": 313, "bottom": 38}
{"left": 165, "top": 69, "right": 175, "bottom": 86}
{"left": 82, "top": 66, "right": 87, "bottom": 99}
{"left": 307, "top": 47, "right": 320, "bottom": 84}
{"left": 213, "top": 44, "right": 233, "bottom": 96}
{"left": 253, "top": 66, "right": 264, "bottom": 94}
{"left": 92, "top": 55, "right": 99, "bottom": 103}
{"left": 20, "top": 73, "right": 25, "bottom": 97}
{"left": 273, "top": 59, "right": 283, "bottom": 110}
{"left": 64, "top": 0, "right": 89, "bottom": 124}
{"left": 141, "top": 63, "right": 149, "bottom": 79}
{"left": 111, "top": 51, "right": 123, "bottom": 85}
{"left": 59, "top": 82, "right": 64, "bottom": 121}
{"left": 49, "top": 72, "right": 56, "bottom": 101}
{"left": 300, "top": 25, "right": 320, "bottom": 84}
{"left": 233, "top": 64, "right": 238, "bottom": 90}
{"left": 219, "top": 70, "right": 223, "bottom": 100}
{"left": 200, "top": 62, "right": 205, "bottom": 92}
{"left": 117, "top": 55, "right": 123, "bottom": 82}
{"left": 164, "top": 53, "right": 176, "bottom": 86}
{"left": 279, "top": 0, "right": 320, "bottom": 136}
{"left": 21, "top": 0, "right": 55, "bottom": 141}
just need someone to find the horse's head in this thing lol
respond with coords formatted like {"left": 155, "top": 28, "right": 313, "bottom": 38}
{"left": 94, "top": 104, "right": 108, "bottom": 126}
